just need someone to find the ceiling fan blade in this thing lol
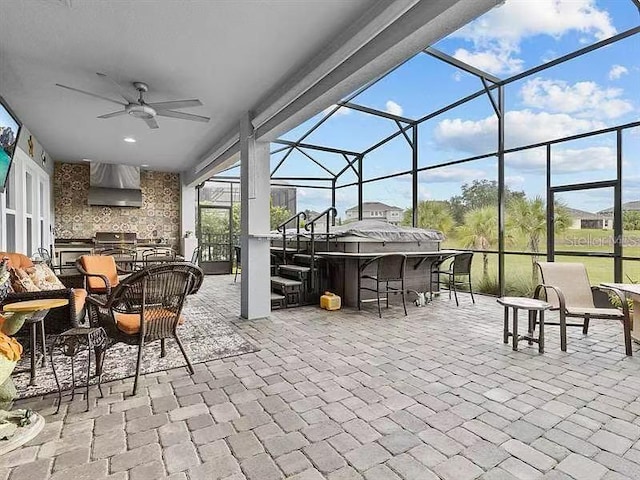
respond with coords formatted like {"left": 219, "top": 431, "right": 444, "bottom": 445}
{"left": 96, "top": 72, "right": 137, "bottom": 103}
{"left": 97, "top": 110, "right": 127, "bottom": 119}
{"left": 56, "top": 83, "right": 127, "bottom": 106}
{"left": 156, "top": 109, "right": 210, "bottom": 123}
{"left": 144, "top": 117, "right": 159, "bottom": 129}
{"left": 146, "top": 99, "right": 202, "bottom": 109}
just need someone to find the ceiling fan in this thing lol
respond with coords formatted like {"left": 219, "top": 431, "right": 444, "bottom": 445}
{"left": 55, "top": 72, "right": 210, "bottom": 129}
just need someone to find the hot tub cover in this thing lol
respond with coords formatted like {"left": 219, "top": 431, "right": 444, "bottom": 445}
{"left": 329, "top": 220, "right": 444, "bottom": 242}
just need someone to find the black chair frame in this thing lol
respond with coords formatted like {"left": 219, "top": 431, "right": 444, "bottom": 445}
{"left": 358, "top": 254, "right": 408, "bottom": 318}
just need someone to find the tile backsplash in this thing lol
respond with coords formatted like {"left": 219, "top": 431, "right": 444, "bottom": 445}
{"left": 53, "top": 162, "right": 180, "bottom": 248}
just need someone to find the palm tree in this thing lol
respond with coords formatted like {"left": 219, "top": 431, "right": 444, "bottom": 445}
{"left": 457, "top": 206, "right": 498, "bottom": 279}
{"left": 402, "top": 200, "right": 455, "bottom": 236}
{"left": 507, "top": 196, "right": 571, "bottom": 284}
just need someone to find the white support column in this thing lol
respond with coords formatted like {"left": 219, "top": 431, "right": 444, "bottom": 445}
{"left": 179, "top": 175, "right": 198, "bottom": 259}
{"left": 240, "top": 113, "right": 271, "bottom": 319}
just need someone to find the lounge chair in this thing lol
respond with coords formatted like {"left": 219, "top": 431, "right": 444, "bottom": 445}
{"left": 534, "top": 262, "right": 631, "bottom": 356}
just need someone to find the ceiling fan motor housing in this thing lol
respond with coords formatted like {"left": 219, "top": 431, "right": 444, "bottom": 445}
{"left": 126, "top": 103, "right": 156, "bottom": 119}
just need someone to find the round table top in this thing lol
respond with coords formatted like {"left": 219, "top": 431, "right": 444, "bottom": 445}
{"left": 497, "top": 297, "right": 552, "bottom": 310}
{"left": 3, "top": 298, "right": 69, "bottom": 313}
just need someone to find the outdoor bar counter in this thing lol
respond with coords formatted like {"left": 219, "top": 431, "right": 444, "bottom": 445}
{"left": 293, "top": 220, "right": 459, "bottom": 307}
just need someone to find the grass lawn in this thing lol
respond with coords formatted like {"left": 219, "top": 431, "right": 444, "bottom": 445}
{"left": 442, "top": 229, "right": 640, "bottom": 295}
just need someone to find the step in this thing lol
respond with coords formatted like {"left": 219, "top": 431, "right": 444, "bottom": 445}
{"left": 271, "top": 292, "right": 286, "bottom": 310}
{"left": 271, "top": 276, "right": 303, "bottom": 289}
{"left": 271, "top": 276, "right": 302, "bottom": 307}
{"left": 279, "top": 264, "right": 311, "bottom": 279}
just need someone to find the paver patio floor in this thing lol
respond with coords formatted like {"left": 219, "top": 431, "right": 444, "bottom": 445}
{"left": 4, "top": 275, "right": 640, "bottom": 480}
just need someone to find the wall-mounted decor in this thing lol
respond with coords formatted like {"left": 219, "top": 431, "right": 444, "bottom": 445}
{"left": 27, "top": 135, "right": 34, "bottom": 158}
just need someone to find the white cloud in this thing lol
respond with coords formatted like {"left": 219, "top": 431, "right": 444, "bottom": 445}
{"left": 453, "top": 47, "right": 523, "bottom": 76}
{"left": 418, "top": 166, "right": 487, "bottom": 184}
{"left": 609, "top": 64, "right": 629, "bottom": 80}
{"left": 434, "top": 109, "right": 605, "bottom": 155}
{"left": 450, "top": 0, "right": 616, "bottom": 75}
{"left": 385, "top": 100, "right": 403, "bottom": 116}
{"left": 323, "top": 104, "right": 350, "bottom": 117}
{"left": 452, "top": 71, "right": 463, "bottom": 82}
{"left": 521, "top": 77, "right": 633, "bottom": 119}
{"left": 506, "top": 146, "right": 615, "bottom": 173}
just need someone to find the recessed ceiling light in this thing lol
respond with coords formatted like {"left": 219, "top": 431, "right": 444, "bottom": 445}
{"left": 140, "top": 164, "right": 149, "bottom": 168}
{"left": 81, "top": 158, "right": 91, "bottom": 162}
{"left": 123, "top": 137, "right": 136, "bottom": 143}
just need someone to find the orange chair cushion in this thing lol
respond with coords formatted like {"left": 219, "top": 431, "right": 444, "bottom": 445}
{"left": 73, "top": 288, "right": 88, "bottom": 313}
{"left": 113, "top": 308, "right": 185, "bottom": 335}
{"left": 0, "top": 252, "right": 34, "bottom": 270}
{"left": 80, "top": 256, "right": 119, "bottom": 292}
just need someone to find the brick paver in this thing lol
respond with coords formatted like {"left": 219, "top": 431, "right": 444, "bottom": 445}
{"left": 7, "top": 275, "right": 640, "bottom": 479}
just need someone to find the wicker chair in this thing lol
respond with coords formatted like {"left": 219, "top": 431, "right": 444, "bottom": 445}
{"left": 142, "top": 247, "right": 176, "bottom": 266}
{"left": 86, "top": 262, "right": 203, "bottom": 395}
{"left": 190, "top": 246, "right": 201, "bottom": 266}
{"left": 98, "top": 247, "right": 138, "bottom": 273}
{"left": 76, "top": 255, "right": 130, "bottom": 296}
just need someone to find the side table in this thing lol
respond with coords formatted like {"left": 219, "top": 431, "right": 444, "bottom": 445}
{"left": 498, "top": 297, "right": 552, "bottom": 353}
{"left": 3, "top": 298, "right": 69, "bottom": 386}
{"left": 51, "top": 327, "right": 108, "bottom": 413}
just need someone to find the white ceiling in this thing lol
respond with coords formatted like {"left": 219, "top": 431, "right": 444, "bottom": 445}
{"left": 0, "top": 0, "right": 372, "bottom": 172}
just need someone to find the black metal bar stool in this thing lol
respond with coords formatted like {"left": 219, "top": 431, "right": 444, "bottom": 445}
{"left": 51, "top": 327, "right": 108, "bottom": 413}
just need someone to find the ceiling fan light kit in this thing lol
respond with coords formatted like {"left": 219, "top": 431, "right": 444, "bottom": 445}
{"left": 56, "top": 73, "right": 210, "bottom": 130}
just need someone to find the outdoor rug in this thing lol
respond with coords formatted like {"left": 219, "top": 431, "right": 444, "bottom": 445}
{"left": 12, "top": 301, "right": 258, "bottom": 399}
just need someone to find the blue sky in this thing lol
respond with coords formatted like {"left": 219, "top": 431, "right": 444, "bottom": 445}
{"left": 266, "top": 0, "right": 640, "bottom": 218}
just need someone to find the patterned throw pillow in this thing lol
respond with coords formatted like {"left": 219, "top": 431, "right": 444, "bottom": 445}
{"left": 9, "top": 268, "right": 40, "bottom": 293}
{"left": 26, "top": 263, "right": 66, "bottom": 291}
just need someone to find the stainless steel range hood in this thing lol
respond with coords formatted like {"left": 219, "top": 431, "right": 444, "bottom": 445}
{"left": 87, "top": 163, "right": 142, "bottom": 207}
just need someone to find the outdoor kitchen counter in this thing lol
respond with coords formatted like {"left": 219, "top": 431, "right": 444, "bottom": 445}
{"left": 316, "top": 249, "right": 462, "bottom": 307}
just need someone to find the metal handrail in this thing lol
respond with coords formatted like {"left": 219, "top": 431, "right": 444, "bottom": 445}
{"left": 304, "top": 207, "right": 337, "bottom": 292}
{"left": 277, "top": 211, "right": 307, "bottom": 264}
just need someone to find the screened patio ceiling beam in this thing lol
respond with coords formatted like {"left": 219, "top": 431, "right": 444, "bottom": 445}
{"left": 271, "top": 176, "right": 333, "bottom": 182}
{"left": 270, "top": 145, "right": 292, "bottom": 155}
{"left": 481, "top": 77, "right": 501, "bottom": 118}
{"left": 294, "top": 146, "right": 337, "bottom": 177}
{"left": 334, "top": 154, "right": 361, "bottom": 180}
{"left": 423, "top": 46, "right": 501, "bottom": 84}
{"left": 341, "top": 153, "right": 359, "bottom": 178}
{"left": 339, "top": 101, "right": 416, "bottom": 124}
{"left": 270, "top": 146, "right": 295, "bottom": 176}
{"left": 394, "top": 119, "right": 414, "bottom": 147}
{"left": 361, "top": 123, "right": 413, "bottom": 156}
{"left": 273, "top": 139, "right": 360, "bottom": 156}
{"left": 632, "top": 0, "right": 640, "bottom": 12}
{"left": 499, "top": 25, "right": 640, "bottom": 87}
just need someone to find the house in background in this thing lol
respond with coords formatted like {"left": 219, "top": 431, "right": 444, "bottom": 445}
{"left": 565, "top": 207, "right": 613, "bottom": 230}
{"left": 345, "top": 201, "right": 403, "bottom": 225}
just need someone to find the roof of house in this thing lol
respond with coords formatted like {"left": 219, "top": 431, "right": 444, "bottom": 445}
{"left": 598, "top": 201, "right": 640, "bottom": 215}
{"left": 345, "top": 202, "right": 403, "bottom": 213}
{"left": 563, "top": 207, "right": 604, "bottom": 220}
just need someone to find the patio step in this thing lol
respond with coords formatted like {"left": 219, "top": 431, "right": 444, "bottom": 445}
{"left": 271, "top": 276, "right": 302, "bottom": 307}
{"left": 271, "top": 292, "right": 286, "bottom": 310}
{"left": 279, "top": 264, "right": 311, "bottom": 281}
